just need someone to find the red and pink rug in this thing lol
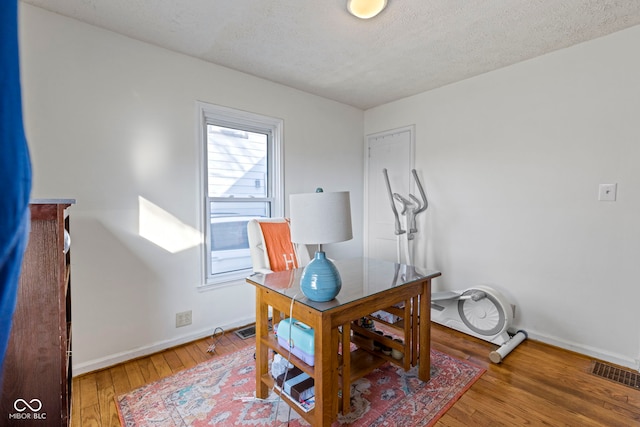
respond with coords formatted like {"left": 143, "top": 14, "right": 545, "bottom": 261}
{"left": 116, "top": 346, "right": 484, "bottom": 426}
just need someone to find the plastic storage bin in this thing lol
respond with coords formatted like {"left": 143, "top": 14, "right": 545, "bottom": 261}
{"left": 276, "top": 318, "right": 315, "bottom": 366}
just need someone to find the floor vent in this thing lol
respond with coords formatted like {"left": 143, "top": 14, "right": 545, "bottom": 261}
{"left": 235, "top": 325, "right": 256, "bottom": 339}
{"left": 592, "top": 361, "right": 640, "bottom": 389}
{"left": 234, "top": 321, "right": 272, "bottom": 340}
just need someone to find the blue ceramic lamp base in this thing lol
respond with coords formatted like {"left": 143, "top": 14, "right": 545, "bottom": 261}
{"left": 300, "top": 251, "right": 342, "bottom": 302}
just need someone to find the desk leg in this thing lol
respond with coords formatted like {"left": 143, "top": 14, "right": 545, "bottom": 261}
{"left": 314, "top": 316, "right": 336, "bottom": 427}
{"left": 341, "top": 322, "right": 351, "bottom": 414}
{"left": 403, "top": 298, "right": 411, "bottom": 371}
{"left": 255, "top": 289, "right": 270, "bottom": 399}
{"left": 412, "top": 296, "right": 419, "bottom": 367}
{"left": 418, "top": 280, "right": 431, "bottom": 382}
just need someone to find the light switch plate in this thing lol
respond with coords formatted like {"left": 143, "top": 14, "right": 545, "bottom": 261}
{"left": 598, "top": 183, "right": 617, "bottom": 201}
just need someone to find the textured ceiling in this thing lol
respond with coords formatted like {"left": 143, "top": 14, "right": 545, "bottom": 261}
{"left": 21, "top": 0, "right": 640, "bottom": 109}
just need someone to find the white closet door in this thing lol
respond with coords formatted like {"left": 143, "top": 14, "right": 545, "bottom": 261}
{"left": 365, "top": 126, "right": 414, "bottom": 262}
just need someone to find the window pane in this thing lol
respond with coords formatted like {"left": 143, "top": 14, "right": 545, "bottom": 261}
{"left": 207, "top": 124, "right": 268, "bottom": 198}
{"left": 209, "top": 201, "right": 270, "bottom": 275}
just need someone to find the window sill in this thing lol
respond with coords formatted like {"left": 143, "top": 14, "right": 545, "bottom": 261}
{"left": 198, "top": 272, "right": 251, "bottom": 292}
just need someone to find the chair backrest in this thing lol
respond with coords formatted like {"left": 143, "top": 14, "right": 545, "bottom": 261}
{"left": 247, "top": 218, "right": 311, "bottom": 274}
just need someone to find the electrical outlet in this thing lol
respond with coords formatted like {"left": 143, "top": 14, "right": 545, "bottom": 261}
{"left": 176, "top": 310, "right": 192, "bottom": 327}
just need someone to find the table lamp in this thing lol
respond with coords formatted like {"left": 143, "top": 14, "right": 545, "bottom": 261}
{"left": 289, "top": 189, "right": 353, "bottom": 302}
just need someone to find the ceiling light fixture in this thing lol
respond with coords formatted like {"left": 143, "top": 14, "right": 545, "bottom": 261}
{"left": 347, "top": 0, "right": 388, "bottom": 19}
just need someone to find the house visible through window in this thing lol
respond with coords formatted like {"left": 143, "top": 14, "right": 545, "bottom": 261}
{"left": 198, "top": 103, "right": 283, "bottom": 285}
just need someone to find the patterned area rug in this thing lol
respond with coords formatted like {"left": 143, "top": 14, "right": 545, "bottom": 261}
{"left": 116, "top": 346, "right": 484, "bottom": 426}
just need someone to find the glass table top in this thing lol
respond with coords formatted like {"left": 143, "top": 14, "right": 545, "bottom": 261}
{"left": 246, "top": 257, "right": 441, "bottom": 312}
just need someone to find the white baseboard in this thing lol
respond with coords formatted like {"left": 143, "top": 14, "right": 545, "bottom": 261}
{"left": 72, "top": 315, "right": 255, "bottom": 376}
{"left": 524, "top": 330, "right": 639, "bottom": 371}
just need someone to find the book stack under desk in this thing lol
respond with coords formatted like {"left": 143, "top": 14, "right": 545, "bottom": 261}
{"left": 273, "top": 382, "right": 315, "bottom": 413}
{"left": 273, "top": 365, "right": 315, "bottom": 412}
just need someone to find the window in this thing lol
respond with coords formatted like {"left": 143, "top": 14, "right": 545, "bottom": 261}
{"left": 198, "top": 103, "right": 283, "bottom": 285}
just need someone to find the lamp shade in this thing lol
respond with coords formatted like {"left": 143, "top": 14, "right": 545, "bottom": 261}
{"left": 289, "top": 190, "right": 352, "bottom": 302}
{"left": 289, "top": 190, "right": 353, "bottom": 245}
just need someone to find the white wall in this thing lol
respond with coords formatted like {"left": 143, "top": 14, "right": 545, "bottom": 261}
{"left": 19, "top": 4, "right": 364, "bottom": 374}
{"left": 365, "top": 25, "right": 640, "bottom": 369}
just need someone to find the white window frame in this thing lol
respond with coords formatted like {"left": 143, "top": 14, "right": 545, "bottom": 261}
{"left": 197, "top": 102, "right": 284, "bottom": 286}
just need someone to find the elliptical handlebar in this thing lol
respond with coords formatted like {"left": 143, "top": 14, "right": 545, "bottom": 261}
{"left": 383, "top": 168, "right": 405, "bottom": 235}
{"left": 412, "top": 169, "right": 428, "bottom": 214}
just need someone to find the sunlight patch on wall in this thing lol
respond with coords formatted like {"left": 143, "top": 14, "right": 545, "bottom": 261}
{"left": 138, "top": 196, "right": 202, "bottom": 253}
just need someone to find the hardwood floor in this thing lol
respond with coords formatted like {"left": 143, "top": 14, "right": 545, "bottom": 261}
{"left": 72, "top": 323, "right": 640, "bottom": 426}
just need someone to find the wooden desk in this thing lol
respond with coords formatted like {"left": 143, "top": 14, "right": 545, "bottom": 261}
{"left": 246, "top": 258, "right": 441, "bottom": 426}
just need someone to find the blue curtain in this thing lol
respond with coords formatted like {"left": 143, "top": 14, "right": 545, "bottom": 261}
{"left": 0, "top": 0, "right": 33, "bottom": 382}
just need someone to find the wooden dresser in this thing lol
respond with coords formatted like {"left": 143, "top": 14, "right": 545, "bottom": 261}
{"left": 1, "top": 200, "right": 75, "bottom": 425}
